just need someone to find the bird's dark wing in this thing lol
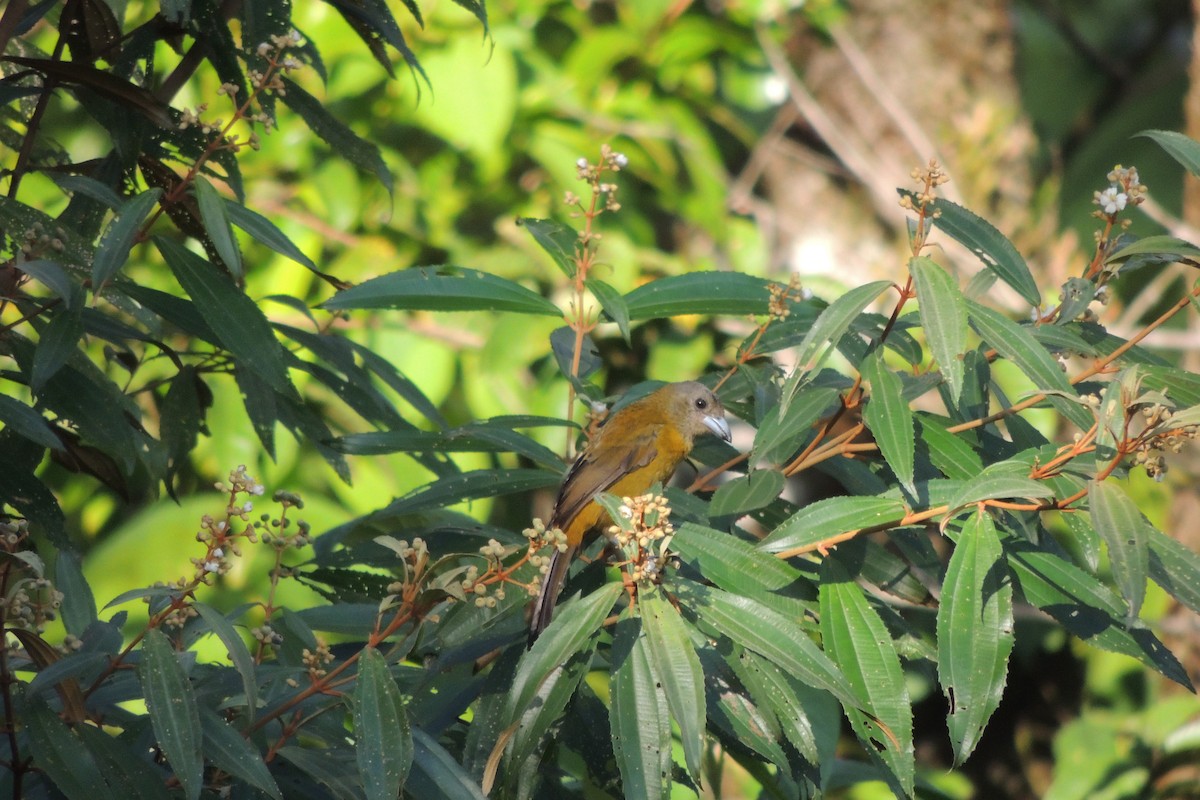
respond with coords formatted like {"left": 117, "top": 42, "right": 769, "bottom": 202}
{"left": 550, "top": 423, "right": 662, "bottom": 531}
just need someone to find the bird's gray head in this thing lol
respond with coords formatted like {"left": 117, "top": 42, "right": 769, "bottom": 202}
{"left": 661, "top": 381, "right": 732, "bottom": 444}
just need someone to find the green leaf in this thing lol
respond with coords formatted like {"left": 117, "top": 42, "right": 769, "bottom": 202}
{"left": 353, "top": 648, "right": 413, "bottom": 800}
{"left": 192, "top": 175, "right": 242, "bottom": 279}
{"left": 321, "top": 266, "right": 560, "bottom": 316}
{"left": 518, "top": 217, "right": 577, "bottom": 278}
{"left": 758, "top": 496, "right": 906, "bottom": 555}
{"left": 904, "top": 190, "right": 1040, "bottom": 305}
{"left": 139, "top": 628, "right": 203, "bottom": 800}
{"left": 76, "top": 724, "right": 171, "bottom": 800}
{"left": 380, "top": 469, "right": 559, "bottom": 517}
{"left": 780, "top": 280, "right": 893, "bottom": 412}
{"left": 30, "top": 301, "right": 84, "bottom": 395}
{"left": 1148, "top": 525, "right": 1200, "bottom": 615}
{"left": 1137, "top": 129, "right": 1200, "bottom": 177}
{"left": 966, "top": 300, "right": 1071, "bottom": 393}
{"left": 156, "top": 237, "right": 295, "bottom": 397}
{"left": 193, "top": 603, "right": 258, "bottom": 721}
{"left": 672, "top": 522, "right": 813, "bottom": 612}
{"left": 18, "top": 259, "right": 75, "bottom": 306}
{"left": 708, "top": 469, "right": 784, "bottom": 518}
{"left": 280, "top": 77, "right": 394, "bottom": 194}
{"left": 54, "top": 552, "right": 96, "bottom": 637}
{"left": 223, "top": 198, "right": 321, "bottom": 273}
{"left": 910, "top": 256, "right": 968, "bottom": 401}
{"left": 917, "top": 415, "right": 982, "bottom": 480}
{"left": 504, "top": 582, "right": 624, "bottom": 726}
{"left": 586, "top": 277, "right": 631, "bottom": 343}
{"left": 640, "top": 591, "right": 705, "bottom": 782}
{"left": 408, "top": 728, "right": 490, "bottom": 800}
{"left": 199, "top": 708, "right": 282, "bottom": 800}
{"left": 24, "top": 699, "right": 109, "bottom": 799}
{"left": 0, "top": 394, "right": 62, "bottom": 451}
{"left": 937, "top": 511, "right": 1013, "bottom": 764}
{"left": 752, "top": 386, "right": 840, "bottom": 467}
{"left": 91, "top": 188, "right": 161, "bottom": 295}
{"left": 947, "top": 461, "right": 1052, "bottom": 510}
{"left": 1006, "top": 540, "right": 1191, "bottom": 689}
{"left": 623, "top": 272, "right": 774, "bottom": 319}
{"left": 1104, "top": 234, "right": 1200, "bottom": 268}
{"left": 862, "top": 351, "right": 915, "bottom": 495}
{"left": 820, "top": 558, "right": 914, "bottom": 795}
{"left": 675, "top": 579, "right": 857, "bottom": 708}
{"left": 610, "top": 619, "right": 671, "bottom": 800}
{"left": 1088, "top": 480, "right": 1149, "bottom": 620}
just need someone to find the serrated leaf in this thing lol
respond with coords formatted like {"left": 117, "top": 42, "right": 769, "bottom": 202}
{"left": 708, "top": 469, "right": 784, "bottom": 517}
{"left": 910, "top": 256, "right": 968, "bottom": 401}
{"left": 917, "top": 416, "right": 982, "bottom": 480}
{"left": 1137, "top": 129, "right": 1200, "bottom": 177}
{"left": 24, "top": 699, "right": 109, "bottom": 799}
{"left": 610, "top": 619, "right": 671, "bottom": 800}
{"left": 280, "top": 77, "right": 394, "bottom": 194}
{"left": 751, "top": 386, "right": 840, "bottom": 467}
{"left": 758, "top": 496, "right": 906, "bottom": 555}
{"left": 353, "top": 648, "right": 413, "bottom": 800}
{"left": 1088, "top": 480, "right": 1149, "bottom": 620}
{"left": 902, "top": 190, "right": 1039, "bottom": 305}
{"left": 966, "top": 300, "right": 1071, "bottom": 394}
{"left": 92, "top": 188, "right": 161, "bottom": 295}
{"left": 947, "top": 461, "right": 1051, "bottom": 510}
{"left": 862, "top": 351, "right": 915, "bottom": 495}
{"left": 199, "top": 708, "right": 282, "bottom": 800}
{"left": 224, "top": 198, "right": 323, "bottom": 273}
{"left": 820, "top": 558, "right": 914, "bottom": 795}
{"left": 380, "top": 469, "right": 559, "bottom": 517}
{"left": 322, "top": 266, "right": 560, "bottom": 316}
{"left": 139, "top": 628, "right": 202, "bottom": 800}
{"left": 672, "top": 522, "right": 813, "bottom": 609}
{"left": 586, "top": 277, "right": 631, "bottom": 343}
{"left": 623, "top": 272, "right": 774, "bottom": 319}
{"left": 1105, "top": 234, "right": 1200, "bottom": 269}
{"left": 675, "top": 579, "right": 857, "bottom": 708}
{"left": 938, "top": 511, "right": 1013, "bottom": 763}
{"left": 518, "top": 217, "right": 577, "bottom": 277}
{"left": 640, "top": 591, "right": 705, "bottom": 781}
{"left": 156, "top": 237, "right": 294, "bottom": 397}
{"left": 780, "top": 280, "right": 893, "bottom": 412}
{"left": 504, "top": 582, "right": 624, "bottom": 726}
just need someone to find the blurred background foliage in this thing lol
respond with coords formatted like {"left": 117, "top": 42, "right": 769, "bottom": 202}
{"left": 4, "top": 0, "right": 1200, "bottom": 798}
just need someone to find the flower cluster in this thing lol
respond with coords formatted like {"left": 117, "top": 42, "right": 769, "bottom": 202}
{"left": 16, "top": 221, "right": 66, "bottom": 258}
{"left": 565, "top": 143, "right": 628, "bottom": 217}
{"left": 606, "top": 493, "right": 677, "bottom": 586}
{"left": 1093, "top": 165, "right": 1147, "bottom": 220}
{"left": 301, "top": 637, "right": 334, "bottom": 680}
{"left": 767, "top": 273, "right": 810, "bottom": 322}
{"left": 1133, "top": 403, "right": 1199, "bottom": 482}
{"left": 898, "top": 158, "right": 951, "bottom": 212}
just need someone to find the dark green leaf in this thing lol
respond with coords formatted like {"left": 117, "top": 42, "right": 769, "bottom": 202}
{"left": 156, "top": 237, "right": 295, "bottom": 397}
{"left": 623, "top": 272, "right": 774, "bottom": 319}
{"left": 55, "top": 551, "right": 96, "bottom": 636}
{"left": 518, "top": 217, "right": 577, "bottom": 278}
{"left": 820, "top": 558, "right": 914, "bottom": 794}
{"left": 381, "top": 469, "right": 559, "bottom": 517}
{"left": 1148, "top": 525, "right": 1200, "bottom": 615}
{"left": 586, "top": 277, "right": 631, "bottom": 343}
{"left": 1137, "top": 129, "right": 1200, "bottom": 177}
{"left": 904, "top": 190, "right": 1040, "bottom": 305}
{"left": 917, "top": 415, "right": 982, "bottom": 480}
{"left": 280, "top": 77, "right": 394, "bottom": 194}
{"left": 30, "top": 301, "right": 84, "bottom": 394}
{"left": 966, "top": 300, "right": 1071, "bottom": 394}
{"left": 640, "top": 591, "right": 705, "bottom": 781}
{"left": 75, "top": 724, "right": 171, "bottom": 800}
{"left": 18, "top": 260, "right": 75, "bottom": 306}
{"left": 758, "top": 496, "right": 906, "bottom": 555}
{"left": 947, "top": 460, "right": 1051, "bottom": 510}
{"left": 192, "top": 176, "right": 242, "bottom": 279}
{"left": 407, "top": 728, "right": 490, "bottom": 800}
{"left": 937, "top": 511, "right": 1013, "bottom": 764}
{"left": 139, "top": 629, "right": 202, "bottom": 800}
{"left": 550, "top": 325, "right": 602, "bottom": 384}
{"left": 708, "top": 469, "right": 784, "bottom": 518}
{"left": 199, "top": 708, "right": 282, "bottom": 800}
{"left": 1088, "top": 480, "right": 1149, "bottom": 620}
{"left": 910, "top": 256, "right": 968, "bottom": 401}
{"left": 672, "top": 522, "right": 813, "bottom": 613}
{"left": 91, "top": 188, "right": 161, "bottom": 295}
{"left": 24, "top": 699, "right": 109, "bottom": 799}
{"left": 1105, "top": 234, "right": 1200, "bottom": 269}
{"left": 0, "top": 394, "right": 61, "bottom": 451}
{"left": 610, "top": 619, "right": 671, "bottom": 800}
{"left": 224, "top": 199, "right": 322, "bottom": 273}
{"left": 862, "top": 351, "right": 915, "bottom": 494}
{"left": 752, "top": 386, "right": 839, "bottom": 467}
{"left": 353, "top": 648, "right": 413, "bottom": 800}
{"left": 193, "top": 603, "right": 258, "bottom": 720}
{"left": 322, "top": 266, "right": 560, "bottom": 316}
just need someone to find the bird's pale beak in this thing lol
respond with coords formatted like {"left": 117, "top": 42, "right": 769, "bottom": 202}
{"left": 703, "top": 415, "right": 732, "bottom": 442}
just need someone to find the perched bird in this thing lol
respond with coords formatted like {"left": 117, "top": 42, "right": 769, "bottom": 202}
{"left": 528, "top": 381, "right": 732, "bottom": 645}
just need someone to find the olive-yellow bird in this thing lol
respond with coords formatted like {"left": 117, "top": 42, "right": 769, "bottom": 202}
{"left": 528, "top": 381, "right": 731, "bottom": 644}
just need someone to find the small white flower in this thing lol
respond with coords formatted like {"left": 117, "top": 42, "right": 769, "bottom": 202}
{"left": 1096, "top": 187, "right": 1127, "bottom": 215}
{"left": 576, "top": 157, "right": 588, "bottom": 169}
{"left": 212, "top": 548, "right": 224, "bottom": 558}
{"left": 613, "top": 152, "right": 628, "bottom": 168}
{"left": 203, "top": 561, "right": 221, "bottom": 573}
{"left": 618, "top": 505, "right": 633, "bottom": 519}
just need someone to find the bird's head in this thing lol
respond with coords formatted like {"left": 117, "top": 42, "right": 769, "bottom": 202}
{"left": 661, "top": 381, "right": 732, "bottom": 445}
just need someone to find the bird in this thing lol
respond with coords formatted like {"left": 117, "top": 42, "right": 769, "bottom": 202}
{"left": 528, "top": 380, "right": 732, "bottom": 645}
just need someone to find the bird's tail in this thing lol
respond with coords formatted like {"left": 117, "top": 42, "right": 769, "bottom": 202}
{"left": 528, "top": 544, "right": 575, "bottom": 648}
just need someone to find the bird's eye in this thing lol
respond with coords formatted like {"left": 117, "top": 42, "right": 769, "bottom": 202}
{"left": 694, "top": 397, "right": 708, "bottom": 410}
